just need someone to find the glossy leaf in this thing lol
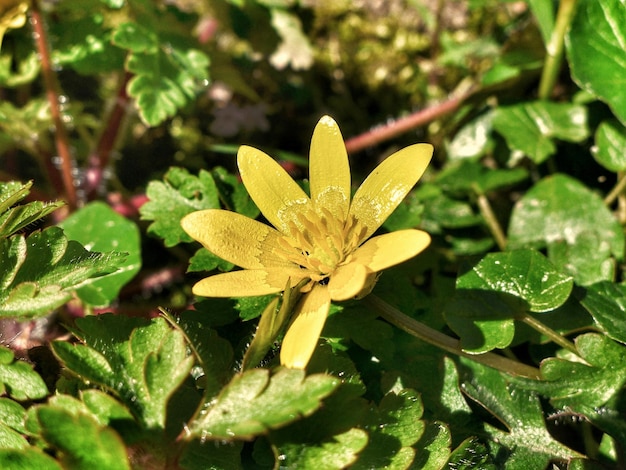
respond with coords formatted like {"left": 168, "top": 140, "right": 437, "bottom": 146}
{"left": 508, "top": 174, "right": 624, "bottom": 284}
{"left": 51, "top": 315, "right": 193, "bottom": 430}
{"left": 492, "top": 101, "right": 589, "bottom": 164}
{"left": 577, "top": 281, "right": 626, "bottom": 344}
{"left": 186, "top": 368, "right": 339, "bottom": 440}
{"left": 593, "top": 119, "right": 626, "bottom": 171}
{"left": 59, "top": 202, "right": 141, "bottom": 307}
{"left": 566, "top": 1, "right": 626, "bottom": 125}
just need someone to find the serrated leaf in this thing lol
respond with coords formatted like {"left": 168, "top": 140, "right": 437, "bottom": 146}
{"left": 59, "top": 202, "right": 141, "bottom": 307}
{"left": 141, "top": 167, "right": 220, "bottom": 247}
{"left": 566, "top": 1, "right": 626, "bottom": 126}
{"left": 492, "top": 101, "right": 589, "bottom": 164}
{"left": 0, "top": 227, "right": 127, "bottom": 317}
{"left": 51, "top": 315, "right": 193, "bottom": 429}
{"left": 0, "top": 49, "right": 40, "bottom": 88}
{"left": 112, "top": 21, "right": 158, "bottom": 53}
{"left": 278, "top": 427, "right": 368, "bottom": 469}
{"left": 125, "top": 45, "right": 209, "bottom": 126}
{"left": 0, "top": 345, "right": 48, "bottom": 400}
{"left": 52, "top": 13, "right": 125, "bottom": 74}
{"left": 593, "top": 119, "right": 626, "bottom": 172}
{"left": 188, "top": 247, "right": 234, "bottom": 273}
{"left": 187, "top": 368, "right": 339, "bottom": 440}
{"left": 31, "top": 404, "right": 130, "bottom": 470}
{"left": 536, "top": 333, "right": 626, "bottom": 409}
{"left": 460, "top": 360, "right": 581, "bottom": 466}
{"left": 352, "top": 389, "right": 425, "bottom": 469}
{"left": 446, "top": 437, "right": 494, "bottom": 470}
{"left": 577, "top": 281, "right": 626, "bottom": 344}
{"left": 0, "top": 199, "right": 64, "bottom": 239}
{"left": 0, "top": 180, "right": 30, "bottom": 214}
{"left": 0, "top": 398, "right": 28, "bottom": 449}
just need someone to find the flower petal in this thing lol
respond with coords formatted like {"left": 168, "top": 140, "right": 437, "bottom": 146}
{"left": 351, "top": 229, "right": 431, "bottom": 272}
{"left": 350, "top": 143, "right": 433, "bottom": 239}
{"left": 181, "top": 209, "right": 296, "bottom": 269}
{"left": 328, "top": 262, "right": 369, "bottom": 301}
{"left": 280, "top": 284, "right": 330, "bottom": 369}
{"left": 309, "top": 116, "right": 351, "bottom": 220}
{"left": 237, "top": 145, "right": 312, "bottom": 234}
{"left": 192, "top": 269, "right": 306, "bottom": 297}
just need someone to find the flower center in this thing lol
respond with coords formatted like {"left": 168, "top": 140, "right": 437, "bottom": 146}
{"left": 278, "top": 207, "right": 367, "bottom": 282}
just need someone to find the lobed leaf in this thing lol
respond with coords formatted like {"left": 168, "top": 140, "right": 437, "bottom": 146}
{"left": 0, "top": 345, "right": 48, "bottom": 401}
{"left": 186, "top": 367, "right": 339, "bottom": 440}
{"left": 51, "top": 315, "right": 193, "bottom": 430}
{"left": 577, "top": 281, "right": 626, "bottom": 344}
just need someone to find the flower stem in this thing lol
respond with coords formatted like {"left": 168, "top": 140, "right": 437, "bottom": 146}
{"left": 537, "top": 0, "right": 579, "bottom": 100}
{"left": 518, "top": 312, "right": 581, "bottom": 358}
{"left": 344, "top": 94, "right": 466, "bottom": 153}
{"left": 30, "top": 1, "right": 77, "bottom": 209}
{"left": 365, "top": 295, "right": 542, "bottom": 380}
{"left": 474, "top": 187, "right": 507, "bottom": 250}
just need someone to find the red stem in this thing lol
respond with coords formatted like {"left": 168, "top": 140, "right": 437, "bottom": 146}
{"left": 345, "top": 94, "right": 465, "bottom": 153}
{"left": 84, "top": 72, "right": 132, "bottom": 199}
{"left": 30, "top": 1, "right": 77, "bottom": 209}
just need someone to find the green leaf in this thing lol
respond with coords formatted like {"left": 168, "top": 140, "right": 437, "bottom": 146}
{"left": 460, "top": 360, "right": 581, "bottom": 466}
{"left": 0, "top": 180, "right": 63, "bottom": 239}
{"left": 566, "top": 1, "right": 626, "bottom": 126}
{"left": 413, "top": 421, "right": 452, "bottom": 470}
{"left": 593, "top": 119, "right": 626, "bottom": 171}
{"left": 492, "top": 101, "right": 589, "bottom": 164}
{"left": 51, "top": 315, "right": 193, "bottom": 430}
{"left": 457, "top": 250, "right": 573, "bottom": 313}
{"left": 0, "top": 345, "right": 48, "bottom": 401}
{"left": 0, "top": 448, "right": 62, "bottom": 469}
{"left": 141, "top": 167, "right": 220, "bottom": 247}
{"left": 508, "top": 174, "right": 624, "bottom": 283}
{"left": 436, "top": 159, "right": 528, "bottom": 194}
{"left": 186, "top": 368, "right": 339, "bottom": 440}
{"left": 577, "top": 281, "right": 626, "bottom": 344}
{"left": 187, "top": 248, "right": 234, "bottom": 273}
{"left": 446, "top": 437, "right": 494, "bottom": 469}
{"left": 0, "top": 227, "right": 127, "bottom": 317}
{"left": 179, "top": 440, "right": 243, "bottom": 470}
{"left": 59, "top": 202, "right": 141, "bottom": 307}
{"left": 0, "top": 50, "right": 40, "bottom": 87}
{"left": 446, "top": 112, "right": 494, "bottom": 161}
{"left": 527, "top": 0, "right": 554, "bottom": 44}
{"left": 0, "top": 398, "right": 28, "bottom": 449}
{"left": 445, "top": 250, "right": 572, "bottom": 353}
{"left": 211, "top": 166, "right": 259, "bottom": 218}
{"left": 29, "top": 402, "right": 130, "bottom": 469}
{"left": 52, "top": 13, "right": 125, "bottom": 74}
{"left": 536, "top": 333, "right": 626, "bottom": 409}
{"left": 277, "top": 428, "right": 368, "bottom": 469}
{"left": 352, "top": 389, "right": 425, "bottom": 469}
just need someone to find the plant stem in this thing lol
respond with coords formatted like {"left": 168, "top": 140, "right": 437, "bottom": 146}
{"left": 474, "top": 187, "right": 507, "bottom": 250}
{"left": 344, "top": 94, "right": 466, "bottom": 153}
{"left": 365, "top": 295, "right": 542, "bottom": 380}
{"left": 518, "top": 312, "right": 581, "bottom": 357}
{"left": 85, "top": 72, "right": 132, "bottom": 200}
{"left": 604, "top": 171, "right": 626, "bottom": 207}
{"left": 537, "top": 0, "right": 579, "bottom": 100}
{"left": 30, "top": 1, "right": 77, "bottom": 209}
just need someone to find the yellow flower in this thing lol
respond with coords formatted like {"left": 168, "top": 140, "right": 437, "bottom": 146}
{"left": 181, "top": 116, "right": 432, "bottom": 369}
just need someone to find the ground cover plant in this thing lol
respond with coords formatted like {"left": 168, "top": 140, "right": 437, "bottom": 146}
{"left": 1, "top": 0, "right": 625, "bottom": 468}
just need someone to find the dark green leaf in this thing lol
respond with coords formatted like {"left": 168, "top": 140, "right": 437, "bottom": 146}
{"left": 186, "top": 368, "right": 339, "bottom": 440}
{"left": 460, "top": 360, "right": 581, "bottom": 466}
{"left": 508, "top": 174, "right": 624, "bottom": 282}
{"left": 0, "top": 448, "right": 62, "bottom": 469}
{"left": 59, "top": 202, "right": 141, "bottom": 307}
{"left": 566, "top": 1, "right": 626, "bottom": 125}
{"left": 446, "top": 437, "right": 494, "bottom": 470}
{"left": 538, "top": 333, "right": 626, "bottom": 408}
{"left": 187, "top": 248, "right": 234, "bottom": 273}
{"left": 577, "top": 281, "right": 626, "bottom": 344}
{"left": 51, "top": 315, "right": 193, "bottom": 430}
{"left": 436, "top": 160, "right": 528, "bottom": 194}
{"left": 211, "top": 167, "right": 259, "bottom": 218}
{"left": 492, "top": 101, "right": 589, "bottom": 164}
{"left": 141, "top": 167, "right": 220, "bottom": 247}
